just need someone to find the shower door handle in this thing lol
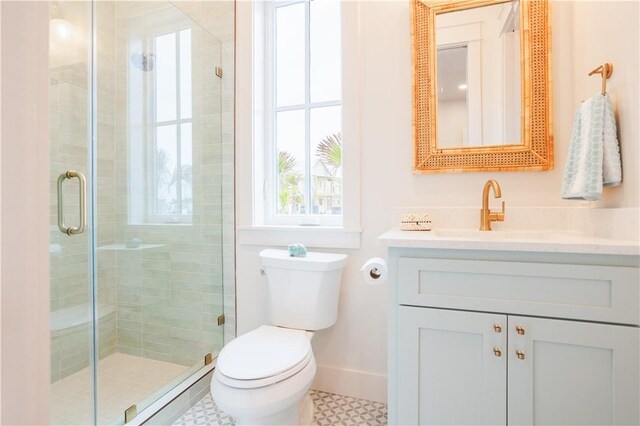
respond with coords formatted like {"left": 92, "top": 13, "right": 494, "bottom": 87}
{"left": 57, "top": 170, "right": 86, "bottom": 235}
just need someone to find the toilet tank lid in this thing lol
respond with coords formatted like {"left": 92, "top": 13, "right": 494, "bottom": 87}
{"left": 259, "top": 249, "right": 347, "bottom": 271}
{"left": 216, "top": 325, "right": 311, "bottom": 380}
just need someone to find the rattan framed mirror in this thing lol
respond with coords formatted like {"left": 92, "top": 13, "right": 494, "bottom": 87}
{"left": 411, "top": 0, "right": 553, "bottom": 173}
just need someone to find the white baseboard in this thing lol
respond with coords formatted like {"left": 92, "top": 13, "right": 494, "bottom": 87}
{"left": 312, "top": 364, "right": 387, "bottom": 404}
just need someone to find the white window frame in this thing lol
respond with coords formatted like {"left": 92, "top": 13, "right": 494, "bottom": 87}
{"left": 147, "top": 28, "right": 193, "bottom": 224}
{"left": 236, "top": 0, "right": 361, "bottom": 248}
{"left": 263, "top": 0, "right": 343, "bottom": 227}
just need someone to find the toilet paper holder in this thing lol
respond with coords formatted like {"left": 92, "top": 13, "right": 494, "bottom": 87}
{"left": 368, "top": 267, "right": 382, "bottom": 279}
{"left": 361, "top": 257, "right": 388, "bottom": 284}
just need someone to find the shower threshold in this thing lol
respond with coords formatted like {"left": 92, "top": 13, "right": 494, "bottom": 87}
{"left": 51, "top": 353, "right": 189, "bottom": 425}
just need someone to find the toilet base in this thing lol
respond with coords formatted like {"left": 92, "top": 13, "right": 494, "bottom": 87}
{"left": 234, "top": 395, "right": 314, "bottom": 426}
{"left": 299, "top": 395, "right": 314, "bottom": 425}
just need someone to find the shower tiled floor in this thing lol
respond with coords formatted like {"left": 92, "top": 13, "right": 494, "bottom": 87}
{"left": 174, "top": 389, "right": 388, "bottom": 426}
{"left": 51, "top": 352, "right": 189, "bottom": 425}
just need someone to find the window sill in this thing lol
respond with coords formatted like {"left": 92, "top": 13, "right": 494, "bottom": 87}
{"left": 237, "top": 226, "right": 361, "bottom": 249}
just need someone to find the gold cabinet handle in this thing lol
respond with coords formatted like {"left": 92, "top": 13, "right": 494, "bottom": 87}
{"left": 493, "top": 323, "right": 502, "bottom": 333}
{"left": 516, "top": 350, "right": 525, "bottom": 360}
{"left": 57, "top": 170, "right": 86, "bottom": 235}
{"left": 516, "top": 325, "right": 525, "bottom": 335}
{"left": 493, "top": 347, "right": 502, "bottom": 357}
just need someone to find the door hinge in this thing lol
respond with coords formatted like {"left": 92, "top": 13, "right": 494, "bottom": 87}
{"left": 124, "top": 404, "right": 137, "bottom": 423}
{"left": 204, "top": 352, "right": 213, "bottom": 365}
{"left": 215, "top": 66, "right": 223, "bottom": 78}
{"left": 217, "top": 314, "right": 225, "bottom": 326}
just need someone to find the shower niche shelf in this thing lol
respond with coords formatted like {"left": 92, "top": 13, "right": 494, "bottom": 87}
{"left": 97, "top": 243, "right": 165, "bottom": 251}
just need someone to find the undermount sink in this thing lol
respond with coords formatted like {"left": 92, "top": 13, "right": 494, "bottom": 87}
{"left": 433, "top": 228, "right": 582, "bottom": 241}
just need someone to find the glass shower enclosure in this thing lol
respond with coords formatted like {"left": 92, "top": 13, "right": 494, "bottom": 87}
{"left": 49, "top": 1, "right": 226, "bottom": 423}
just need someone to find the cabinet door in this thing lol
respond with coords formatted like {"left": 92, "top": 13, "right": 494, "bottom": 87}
{"left": 398, "top": 306, "right": 507, "bottom": 425}
{"left": 508, "top": 316, "right": 640, "bottom": 425}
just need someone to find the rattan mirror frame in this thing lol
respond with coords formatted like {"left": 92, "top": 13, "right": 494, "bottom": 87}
{"left": 411, "top": 0, "right": 553, "bottom": 173}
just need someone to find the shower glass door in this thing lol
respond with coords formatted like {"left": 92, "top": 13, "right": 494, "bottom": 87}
{"left": 50, "top": 1, "right": 94, "bottom": 423}
{"left": 50, "top": 1, "right": 225, "bottom": 424}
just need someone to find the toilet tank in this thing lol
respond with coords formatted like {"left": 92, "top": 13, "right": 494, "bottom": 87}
{"left": 259, "top": 249, "right": 347, "bottom": 330}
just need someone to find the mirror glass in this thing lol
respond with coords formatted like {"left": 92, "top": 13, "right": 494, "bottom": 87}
{"left": 435, "top": 0, "right": 521, "bottom": 148}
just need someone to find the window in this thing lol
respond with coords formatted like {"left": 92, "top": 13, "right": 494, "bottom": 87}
{"left": 126, "top": 25, "right": 195, "bottom": 225}
{"left": 150, "top": 29, "right": 193, "bottom": 222}
{"left": 266, "top": 0, "right": 342, "bottom": 225}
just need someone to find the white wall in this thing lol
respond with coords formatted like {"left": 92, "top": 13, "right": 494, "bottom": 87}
{"left": 0, "top": 3, "right": 3, "bottom": 420}
{"left": 0, "top": 1, "right": 50, "bottom": 423}
{"left": 570, "top": 0, "right": 639, "bottom": 208}
{"left": 236, "top": 0, "right": 639, "bottom": 402}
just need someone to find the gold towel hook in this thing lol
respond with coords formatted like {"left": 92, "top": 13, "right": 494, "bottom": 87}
{"left": 588, "top": 62, "right": 613, "bottom": 95}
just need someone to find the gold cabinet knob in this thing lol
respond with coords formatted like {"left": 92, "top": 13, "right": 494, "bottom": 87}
{"left": 493, "top": 323, "right": 502, "bottom": 333}
{"left": 493, "top": 347, "right": 502, "bottom": 357}
{"left": 516, "top": 350, "right": 525, "bottom": 360}
{"left": 516, "top": 325, "right": 525, "bottom": 335}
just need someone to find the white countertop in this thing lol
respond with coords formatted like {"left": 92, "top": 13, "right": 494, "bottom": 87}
{"left": 378, "top": 228, "right": 640, "bottom": 256}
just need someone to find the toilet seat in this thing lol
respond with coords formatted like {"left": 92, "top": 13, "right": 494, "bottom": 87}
{"left": 216, "top": 351, "right": 313, "bottom": 389}
{"left": 216, "top": 325, "right": 312, "bottom": 389}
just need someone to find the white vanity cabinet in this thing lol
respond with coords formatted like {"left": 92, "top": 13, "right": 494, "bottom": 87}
{"left": 506, "top": 315, "right": 638, "bottom": 426}
{"left": 387, "top": 249, "right": 640, "bottom": 426}
{"left": 397, "top": 307, "right": 507, "bottom": 425}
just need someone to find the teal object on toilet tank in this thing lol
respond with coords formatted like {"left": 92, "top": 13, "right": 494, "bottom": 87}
{"left": 287, "top": 243, "right": 307, "bottom": 257}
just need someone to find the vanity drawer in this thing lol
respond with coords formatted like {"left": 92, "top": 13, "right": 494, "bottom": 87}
{"left": 398, "top": 258, "right": 639, "bottom": 325}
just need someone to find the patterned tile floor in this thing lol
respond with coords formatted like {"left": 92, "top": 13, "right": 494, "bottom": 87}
{"left": 174, "top": 389, "right": 387, "bottom": 425}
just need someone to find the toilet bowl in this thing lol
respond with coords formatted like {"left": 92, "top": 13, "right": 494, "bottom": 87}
{"left": 211, "top": 249, "right": 347, "bottom": 425}
{"left": 211, "top": 326, "right": 317, "bottom": 425}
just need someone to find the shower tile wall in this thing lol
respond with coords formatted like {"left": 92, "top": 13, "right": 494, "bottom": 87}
{"left": 50, "top": 1, "right": 117, "bottom": 383}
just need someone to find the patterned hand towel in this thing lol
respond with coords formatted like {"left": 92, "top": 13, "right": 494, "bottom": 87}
{"left": 561, "top": 93, "right": 622, "bottom": 200}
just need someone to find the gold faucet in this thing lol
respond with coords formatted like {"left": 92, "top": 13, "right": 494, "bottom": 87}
{"left": 480, "top": 179, "right": 505, "bottom": 231}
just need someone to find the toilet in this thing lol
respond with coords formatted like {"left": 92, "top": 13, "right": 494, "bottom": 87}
{"left": 210, "top": 249, "right": 347, "bottom": 425}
